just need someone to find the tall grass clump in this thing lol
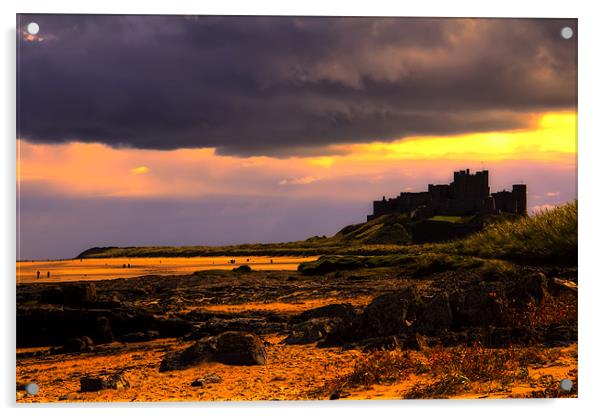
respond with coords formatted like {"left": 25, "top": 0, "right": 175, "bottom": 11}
{"left": 451, "top": 201, "right": 577, "bottom": 265}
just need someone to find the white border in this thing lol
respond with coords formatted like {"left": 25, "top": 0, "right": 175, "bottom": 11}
{"left": 3, "top": 1, "right": 602, "bottom": 415}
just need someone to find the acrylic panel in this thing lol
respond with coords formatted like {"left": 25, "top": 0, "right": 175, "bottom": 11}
{"left": 16, "top": 14, "right": 577, "bottom": 402}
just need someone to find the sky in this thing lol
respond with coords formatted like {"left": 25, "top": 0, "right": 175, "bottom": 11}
{"left": 16, "top": 15, "right": 577, "bottom": 260}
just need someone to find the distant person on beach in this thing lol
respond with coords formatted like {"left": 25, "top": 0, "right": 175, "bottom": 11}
{"left": 47, "top": 271, "right": 50, "bottom": 278}
{"left": 36, "top": 271, "right": 40, "bottom": 279}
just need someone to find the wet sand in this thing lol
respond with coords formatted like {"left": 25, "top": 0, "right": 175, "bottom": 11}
{"left": 16, "top": 256, "right": 320, "bottom": 284}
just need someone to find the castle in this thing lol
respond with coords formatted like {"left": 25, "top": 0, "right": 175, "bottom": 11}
{"left": 367, "top": 169, "right": 526, "bottom": 221}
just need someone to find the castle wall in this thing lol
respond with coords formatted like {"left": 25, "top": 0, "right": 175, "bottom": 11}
{"left": 368, "top": 169, "right": 526, "bottom": 220}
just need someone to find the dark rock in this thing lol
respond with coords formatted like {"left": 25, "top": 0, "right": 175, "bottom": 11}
{"left": 190, "top": 373, "right": 223, "bottom": 387}
{"left": 319, "top": 288, "right": 422, "bottom": 346}
{"left": 63, "top": 337, "right": 88, "bottom": 353}
{"left": 548, "top": 278, "right": 578, "bottom": 298}
{"left": 416, "top": 292, "right": 453, "bottom": 333}
{"left": 17, "top": 304, "right": 62, "bottom": 347}
{"left": 120, "top": 332, "right": 148, "bottom": 342}
{"left": 94, "top": 316, "right": 114, "bottom": 343}
{"left": 159, "top": 331, "right": 266, "bottom": 372}
{"left": 233, "top": 265, "right": 252, "bottom": 272}
{"left": 81, "top": 336, "right": 94, "bottom": 348}
{"left": 106, "top": 372, "right": 130, "bottom": 389}
{"left": 62, "top": 336, "right": 94, "bottom": 352}
{"left": 358, "top": 287, "right": 423, "bottom": 338}
{"left": 291, "top": 303, "right": 356, "bottom": 324}
{"left": 39, "top": 283, "right": 97, "bottom": 306}
{"left": 107, "top": 307, "right": 159, "bottom": 337}
{"left": 119, "top": 330, "right": 159, "bottom": 342}
{"left": 284, "top": 318, "right": 337, "bottom": 344}
{"left": 17, "top": 304, "right": 163, "bottom": 348}
{"left": 159, "top": 340, "right": 215, "bottom": 372}
{"left": 39, "top": 287, "right": 65, "bottom": 305}
{"left": 449, "top": 284, "right": 507, "bottom": 328}
{"left": 402, "top": 332, "right": 429, "bottom": 351}
{"left": 328, "top": 390, "right": 350, "bottom": 400}
{"left": 360, "top": 335, "right": 403, "bottom": 351}
{"left": 80, "top": 377, "right": 105, "bottom": 392}
{"left": 215, "top": 331, "right": 267, "bottom": 365}
{"left": 157, "top": 318, "right": 194, "bottom": 338}
{"left": 80, "top": 372, "right": 130, "bottom": 392}
{"left": 187, "top": 317, "right": 284, "bottom": 339}
{"left": 509, "top": 272, "right": 549, "bottom": 303}
{"left": 543, "top": 324, "right": 577, "bottom": 345}
{"left": 482, "top": 326, "right": 541, "bottom": 347}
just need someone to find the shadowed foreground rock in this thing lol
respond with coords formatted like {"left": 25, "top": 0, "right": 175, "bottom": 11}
{"left": 159, "top": 331, "right": 266, "bottom": 372}
{"left": 80, "top": 372, "right": 130, "bottom": 392}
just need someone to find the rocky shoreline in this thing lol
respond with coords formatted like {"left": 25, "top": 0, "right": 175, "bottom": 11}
{"left": 16, "top": 263, "right": 577, "bottom": 400}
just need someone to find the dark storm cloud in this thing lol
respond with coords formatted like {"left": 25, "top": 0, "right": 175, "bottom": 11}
{"left": 17, "top": 15, "right": 577, "bottom": 156}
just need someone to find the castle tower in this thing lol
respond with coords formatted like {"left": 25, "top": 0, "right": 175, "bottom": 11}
{"left": 512, "top": 184, "right": 527, "bottom": 216}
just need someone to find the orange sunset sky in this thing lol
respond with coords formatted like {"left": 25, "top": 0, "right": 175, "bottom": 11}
{"left": 16, "top": 16, "right": 577, "bottom": 259}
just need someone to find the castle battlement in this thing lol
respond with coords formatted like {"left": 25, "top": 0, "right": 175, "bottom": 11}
{"left": 367, "top": 169, "right": 526, "bottom": 221}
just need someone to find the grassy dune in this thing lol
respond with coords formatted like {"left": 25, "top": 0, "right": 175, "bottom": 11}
{"left": 76, "top": 214, "right": 415, "bottom": 258}
{"left": 298, "top": 201, "right": 577, "bottom": 273}
{"left": 451, "top": 201, "right": 577, "bottom": 264}
{"left": 78, "top": 202, "right": 577, "bottom": 268}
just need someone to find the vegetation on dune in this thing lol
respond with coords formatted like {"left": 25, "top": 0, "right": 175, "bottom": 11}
{"left": 320, "top": 343, "right": 573, "bottom": 399}
{"left": 429, "top": 215, "right": 473, "bottom": 223}
{"left": 76, "top": 242, "right": 409, "bottom": 259}
{"left": 76, "top": 214, "right": 415, "bottom": 258}
{"left": 451, "top": 201, "right": 577, "bottom": 264}
{"left": 299, "top": 201, "right": 577, "bottom": 274}
{"left": 297, "top": 251, "right": 517, "bottom": 277}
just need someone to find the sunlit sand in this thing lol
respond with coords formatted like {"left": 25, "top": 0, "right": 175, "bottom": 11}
{"left": 16, "top": 256, "right": 320, "bottom": 284}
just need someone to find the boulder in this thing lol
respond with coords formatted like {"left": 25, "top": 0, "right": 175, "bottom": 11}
{"left": 291, "top": 303, "right": 356, "bottom": 324}
{"left": 214, "top": 331, "right": 267, "bottom": 365}
{"left": 44, "top": 283, "right": 97, "bottom": 306}
{"left": 157, "top": 318, "right": 194, "bottom": 338}
{"left": 509, "top": 272, "right": 549, "bottom": 303}
{"left": 416, "top": 292, "right": 453, "bottom": 333}
{"left": 94, "top": 316, "right": 114, "bottom": 344}
{"left": 191, "top": 373, "right": 223, "bottom": 387}
{"left": 159, "top": 339, "right": 215, "bottom": 372}
{"left": 16, "top": 305, "right": 160, "bottom": 348}
{"left": 159, "top": 331, "right": 266, "bottom": 372}
{"left": 449, "top": 283, "right": 507, "bottom": 328}
{"left": 284, "top": 318, "right": 337, "bottom": 345}
{"left": 80, "top": 372, "right": 130, "bottom": 392}
{"left": 358, "top": 287, "right": 423, "bottom": 338}
{"left": 63, "top": 337, "right": 93, "bottom": 353}
{"left": 482, "top": 326, "right": 541, "bottom": 347}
